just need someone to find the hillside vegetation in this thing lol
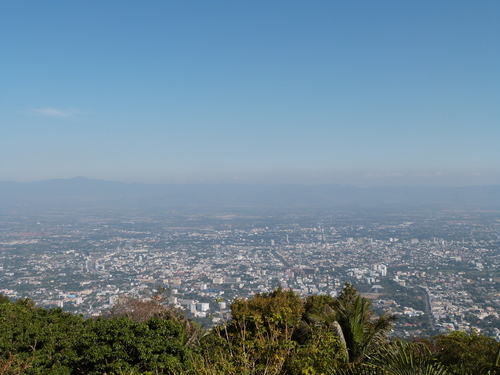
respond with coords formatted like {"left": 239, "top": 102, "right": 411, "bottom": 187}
{"left": 0, "top": 285, "right": 499, "bottom": 375}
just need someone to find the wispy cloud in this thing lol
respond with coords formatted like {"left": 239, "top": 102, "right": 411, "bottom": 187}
{"left": 30, "top": 107, "right": 83, "bottom": 118}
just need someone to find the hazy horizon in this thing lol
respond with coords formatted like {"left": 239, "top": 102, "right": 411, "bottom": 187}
{"left": 2, "top": 175, "right": 500, "bottom": 188}
{"left": 2, "top": 1, "right": 499, "bottom": 187}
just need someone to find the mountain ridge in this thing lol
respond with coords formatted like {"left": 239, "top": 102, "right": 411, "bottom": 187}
{"left": 0, "top": 177, "right": 499, "bottom": 209}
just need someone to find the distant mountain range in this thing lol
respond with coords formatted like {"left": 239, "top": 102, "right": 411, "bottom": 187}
{"left": 0, "top": 177, "right": 499, "bottom": 209}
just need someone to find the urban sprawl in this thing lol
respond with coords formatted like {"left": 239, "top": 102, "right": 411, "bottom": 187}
{"left": 1, "top": 207, "right": 499, "bottom": 339}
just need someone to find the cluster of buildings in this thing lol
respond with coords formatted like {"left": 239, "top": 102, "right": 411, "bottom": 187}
{"left": 0, "top": 208, "right": 499, "bottom": 337}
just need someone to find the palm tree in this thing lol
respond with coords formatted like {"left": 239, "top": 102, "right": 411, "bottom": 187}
{"left": 370, "top": 340, "right": 450, "bottom": 375}
{"left": 334, "top": 283, "right": 396, "bottom": 363}
{"left": 327, "top": 341, "right": 451, "bottom": 375}
{"left": 300, "top": 284, "right": 396, "bottom": 363}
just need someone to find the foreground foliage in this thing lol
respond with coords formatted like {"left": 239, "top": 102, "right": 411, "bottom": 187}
{"left": 1, "top": 285, "right": 499, "bottom": 375}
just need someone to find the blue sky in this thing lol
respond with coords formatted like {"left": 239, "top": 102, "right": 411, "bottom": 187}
{"left": 1, "top": 1, "right": 499, "bottom": 186}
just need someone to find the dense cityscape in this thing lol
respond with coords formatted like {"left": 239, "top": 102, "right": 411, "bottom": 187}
{"left": 1, "top": 205, "right": 499, "bottom": 339}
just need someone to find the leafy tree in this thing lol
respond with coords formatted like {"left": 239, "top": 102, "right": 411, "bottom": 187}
{"left": 294, "top": 294, "right": 338, "bottom": 345}
{"left": 75, "top": 316, "right": 193, "bottom": 374}
{"left": 0, "top": 294, "right": 10, "bottom": 304}
{"left": 433, "top": 331, "right": 500, "bottom": 374}
{"left": 284, "top": 325, "right": 345, "bottom": 375}
{"left": 0, "top": 297, "right": 85, "bottom": 374}
{"left": 200, "top": 288, "right": 304, "bottom": 375}
{"left": 0, "top": 295, "right": 198, "bottom": 375}
{"left": 229, "top": 287, "right": 304, "bottom": 340}
{"left": 106, "top": 295, "right": 203, "bottom": 347}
